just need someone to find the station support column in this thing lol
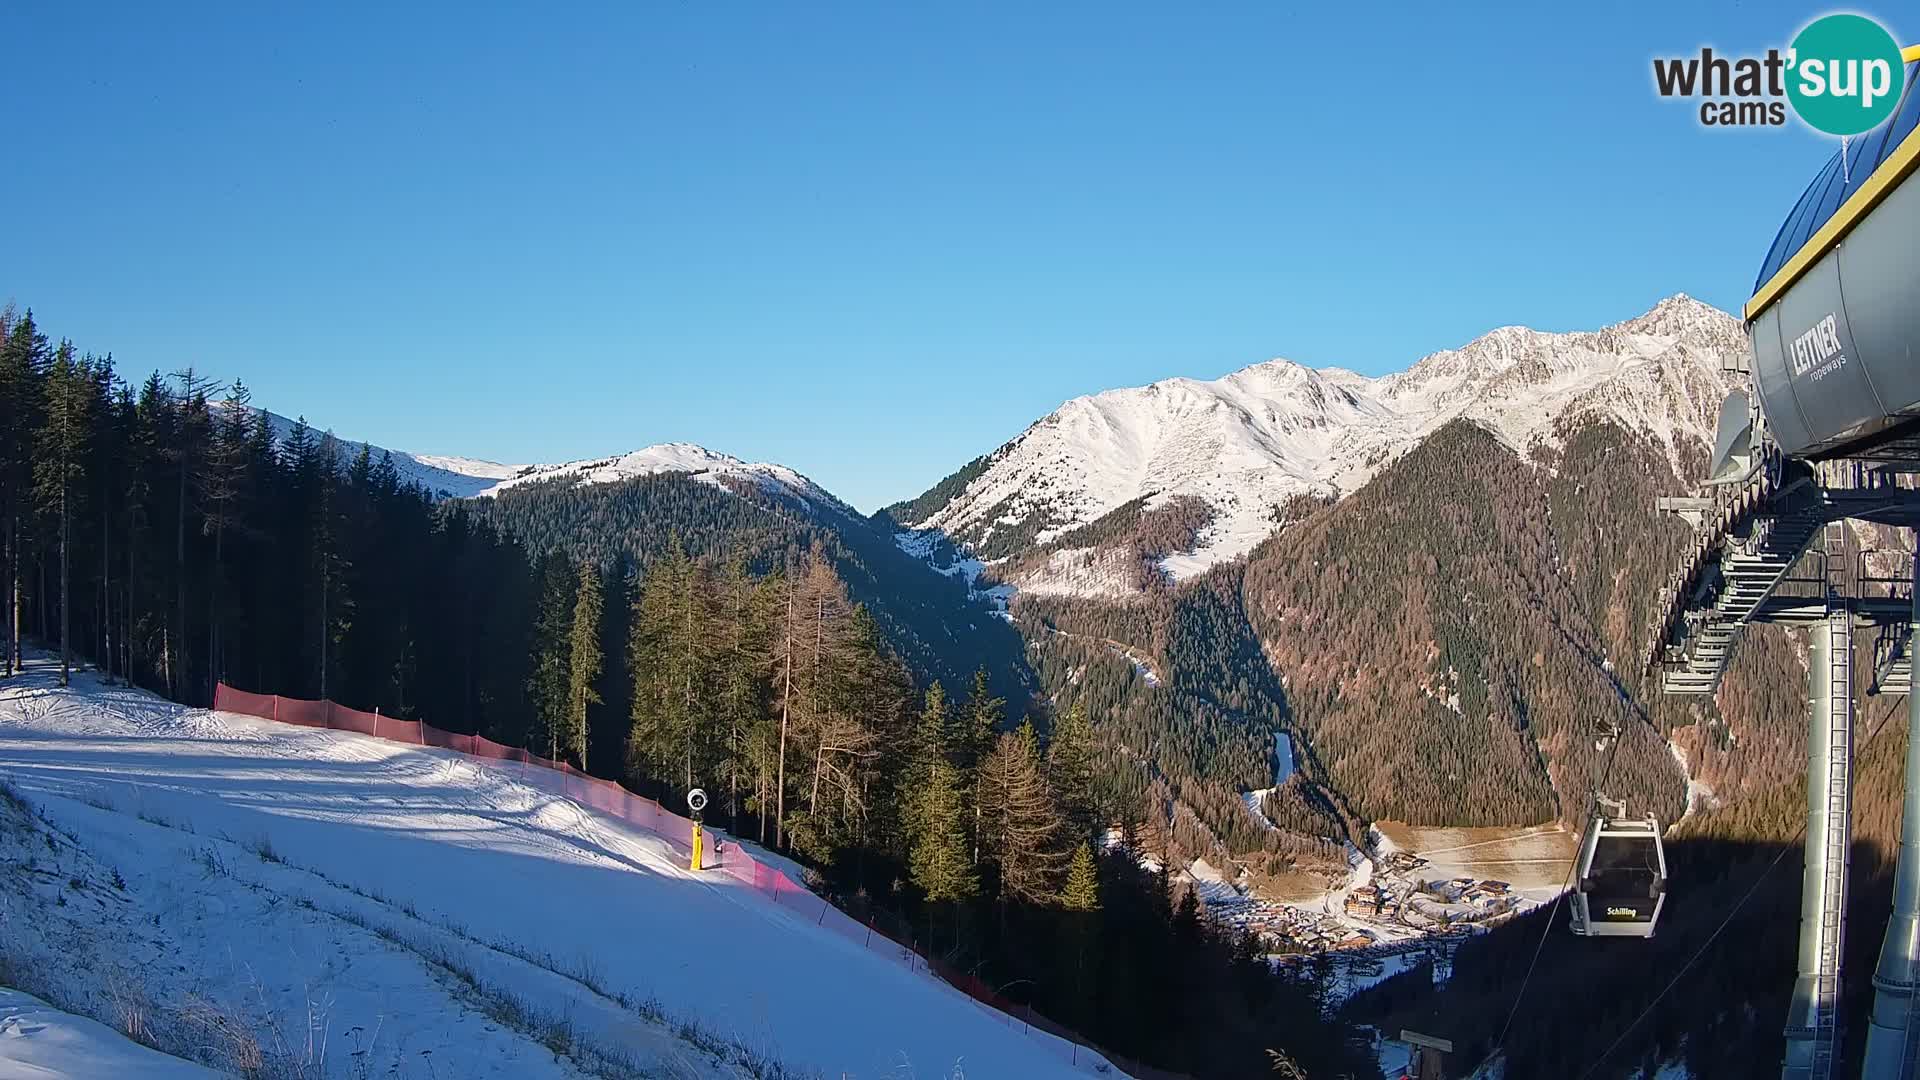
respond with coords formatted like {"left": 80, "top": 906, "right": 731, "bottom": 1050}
{"left": 1785, "top": 522, "right": 1856, "bottom": 1080}
{"left": 1864, "top": 547, "right": 1920, "bottom": 1080}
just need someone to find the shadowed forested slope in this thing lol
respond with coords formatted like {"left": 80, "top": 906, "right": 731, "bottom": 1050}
{"left": 468, "top": 473, "right": 1033, "bottom": 705}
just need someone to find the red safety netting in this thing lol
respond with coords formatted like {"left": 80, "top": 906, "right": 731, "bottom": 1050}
{"left": 275, "top": 696, "right": 329, "bottom": 728}
{"left": 210, "top": 681, "right": 1123, "bottom": 1074}
{"left": 470, "top": 735, "right": 528, "bottom": 764}
{"left": 331, "top": 703, "right": 379, "bottom": 737}
{"left": 421, "top": 726, "right": 471, "bottom": 754}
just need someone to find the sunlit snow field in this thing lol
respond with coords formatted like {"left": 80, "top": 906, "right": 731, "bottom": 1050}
{"left": 0, "top": 657, "right": 1112, "bottom": 1079}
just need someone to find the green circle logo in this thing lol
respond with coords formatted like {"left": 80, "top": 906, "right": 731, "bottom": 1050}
{"left": 1787, "top": 14, "right": 1906, "bottom": 136}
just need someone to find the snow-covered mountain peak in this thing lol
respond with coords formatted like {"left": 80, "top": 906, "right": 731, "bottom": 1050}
{"left": 234, "top": 406, "right": 846, "bottom": 516}
{"left": 1613, "top": 292, "right": 1749, "bottom": 352}
{"left": 475, "top": 441, "right": 851, "bottom": 514}
{"left": 903, "top": 295, "right": 1745, "bottom": 595}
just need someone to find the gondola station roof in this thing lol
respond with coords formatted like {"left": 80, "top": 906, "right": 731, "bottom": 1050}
{"left": 1752, "top": 47, "right": 1920, "bottom": 314}
{"left": 1748, "top": 45, "right": 1920, "bottom": 459}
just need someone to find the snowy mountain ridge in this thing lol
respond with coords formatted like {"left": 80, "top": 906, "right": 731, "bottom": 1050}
{"left": 473, "top": 442, "right": 854, "bottom": 513}
{"left": 239, "top": 406, "right": 848, "bottom": 515}
{"left": 903, "top": 294, "right": 1744, "bottom": 592}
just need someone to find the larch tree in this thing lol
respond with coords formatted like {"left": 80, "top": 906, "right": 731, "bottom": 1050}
{"left": 789, "top": 604, "right": 900, "bottom": 865}
{"left": 770, "top": 543, "right": 850, "bottom": 850}
{"left": 978, "top": 719, "right": 1066, "bottom": 907}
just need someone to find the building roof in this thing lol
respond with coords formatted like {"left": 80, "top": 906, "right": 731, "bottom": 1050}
{"left": 1749, "top": 48, "right": 1920, "bottom": 319}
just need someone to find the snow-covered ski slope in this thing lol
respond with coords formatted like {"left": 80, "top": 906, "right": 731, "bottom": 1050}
{"left": 0, "top": 988, "right": 221, "bottom": 1079}
{"left": 0, "top": 661, "right": 1120, "bottom": 1079}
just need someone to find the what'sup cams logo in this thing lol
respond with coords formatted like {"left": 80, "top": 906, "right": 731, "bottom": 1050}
{"left": 1654, "top": 13, "right": 1908, "bottom": 134}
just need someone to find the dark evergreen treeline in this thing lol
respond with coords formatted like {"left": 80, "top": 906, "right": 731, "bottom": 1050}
{"left": 0, "top": 306, "right": 1379, "bottom": 1079}
{"left": 0, "top": 307, "right": 539, "bottom": 727}
{"left": 470, "top": 471, "right": 1034, "bottom": 707}
{"left": 509, "top": 533, "right": 1377, "bottom": 1076}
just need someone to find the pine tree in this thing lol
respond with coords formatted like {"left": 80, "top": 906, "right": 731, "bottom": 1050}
{"left": 910, "top": 758, "right": 977, "bottom": 904}
{"left": 1062, "top": 841, "right": 1101, "bottom": 912}
{"left": 564, "top": 561, "right": 603, "bottom": 770}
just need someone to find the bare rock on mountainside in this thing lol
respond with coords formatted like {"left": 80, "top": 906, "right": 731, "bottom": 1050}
{"left": 896, "top": 294, "right": 1743, "bottom": 598}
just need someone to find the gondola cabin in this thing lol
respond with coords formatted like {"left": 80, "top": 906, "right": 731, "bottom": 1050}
{"left": 1569, "top": 814, "right": 1667, "bottom": 938}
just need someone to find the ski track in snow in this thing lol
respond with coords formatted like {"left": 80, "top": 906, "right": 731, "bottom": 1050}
{"left": 0, "top": 660, "right": 1114, "bottom": 1079}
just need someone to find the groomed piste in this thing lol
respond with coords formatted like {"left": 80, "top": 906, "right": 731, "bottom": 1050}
{"left": 0, "top": 657, "right": 1123, "bottom": 1079}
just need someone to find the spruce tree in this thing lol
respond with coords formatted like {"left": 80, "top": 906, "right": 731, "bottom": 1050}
{"left": 565, "top": 561, "right": 603, "bottom": 769}
{"left": 0, "top": 311, "right": 49, "bottom": 679}
{"left": 714, "top": 557, "right": 773, "bottom": 827}
{"left": 33, "top": 343, "right": 90, "bottom": 685}
{"left": 528, "top": 552, "right": 576, "bottom": 759}
{"left": 201, "top": 381, "right": 255, "bottom": 693}
{"left": 910, "top": 758, "right": 977, "bottom": 904}
{"left": 1062, "top": 841, "right": 1101, "bottom": 912}
{"left": 958, "top": 667, "right": 1003, "bottom": 864}
{"left": 310, "top": 433, "right": 352, "bottom": 702}
{"left": 1049, "top": 700, "right": 1099, "bottom": 843}
{"left": 904, "top": 681, "right": 950, "bottom": 846}
{"left": 627, "top": 538, "right": 717, "bottom": 791}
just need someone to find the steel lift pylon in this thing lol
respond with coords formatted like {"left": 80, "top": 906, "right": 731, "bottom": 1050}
{"left": 1653, "top": 414, "right": 1920, "bottom": 1079}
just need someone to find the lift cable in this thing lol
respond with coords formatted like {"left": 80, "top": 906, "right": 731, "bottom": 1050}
{"left": 1572, "top": 694, "right": 1907, "bottom": 1080}
{"left": 1488, "top": 721, "right": 1626, "bottom": 1058}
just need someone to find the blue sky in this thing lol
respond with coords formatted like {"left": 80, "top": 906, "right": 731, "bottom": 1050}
{"left": 0, "top": 2, "right": 1889, "bottom": 510}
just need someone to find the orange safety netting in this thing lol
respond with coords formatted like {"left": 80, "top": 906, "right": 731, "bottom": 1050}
{"left": 211, "top": 682, "right": 1118, "bottom": 1073}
